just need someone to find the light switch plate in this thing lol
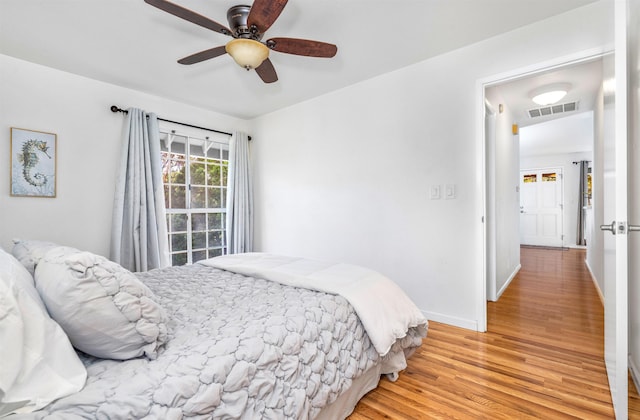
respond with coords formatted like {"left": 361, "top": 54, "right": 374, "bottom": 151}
{"left": 430, "top": 185, "right": 441, "bottom": 200}
{"left": 445, "top": 184, "right": 456, "bottom": 199}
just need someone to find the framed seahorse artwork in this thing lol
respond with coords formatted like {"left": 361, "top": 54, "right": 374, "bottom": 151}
{"left": 10, "top": 127, "right": 57, "bottom": 197}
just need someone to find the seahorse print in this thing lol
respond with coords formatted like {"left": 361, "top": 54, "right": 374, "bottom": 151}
{"left": 18, "top": 139, "right": 51, "bottom": 187}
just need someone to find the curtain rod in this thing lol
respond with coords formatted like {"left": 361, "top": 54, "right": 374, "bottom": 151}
{"left": 110, "top": 105, "right": 251, "bottom": 140}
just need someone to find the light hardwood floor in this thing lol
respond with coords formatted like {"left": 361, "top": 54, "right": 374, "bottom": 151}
{"left": 349, "top": 247, "right": 640, "bottom": 419}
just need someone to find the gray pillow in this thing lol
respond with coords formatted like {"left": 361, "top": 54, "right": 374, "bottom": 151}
{"left": 11, "top": 239, "right": 64, "bottom": 276}
{"left": 35, "top": 247, "right": 168, "bottom": 360}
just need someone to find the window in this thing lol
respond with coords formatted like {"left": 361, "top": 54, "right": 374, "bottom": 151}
{"left": 160, "top": 130, "right": 229, "bottom": 266}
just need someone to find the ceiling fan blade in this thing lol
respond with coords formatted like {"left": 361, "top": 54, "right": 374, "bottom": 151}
{"left": 267, "top": 37, "right": 337, "bottom": 58}
{"left": 144, "top": 0, "right": 232, "bottom": 36}
{"left": 177, "top": 46, "right": 227, "bottom": 65}
{"left": 255, "top": 58, "right": 278, "bottom": 83}
{"left": 247, "top": 0, "right": 288, "bottom": 34}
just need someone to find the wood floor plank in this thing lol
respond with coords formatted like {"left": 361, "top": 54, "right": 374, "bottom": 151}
{"left": 348, "top": 247, "right": 640, "bottom": 418}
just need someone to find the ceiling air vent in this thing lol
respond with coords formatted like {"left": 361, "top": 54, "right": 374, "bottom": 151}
{"left": 528, "top": 101, "right": 579, "bottom": 118}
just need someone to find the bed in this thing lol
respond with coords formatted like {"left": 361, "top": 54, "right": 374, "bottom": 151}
{"left": 0, "top": 241, "right": 428, "bottom": 419}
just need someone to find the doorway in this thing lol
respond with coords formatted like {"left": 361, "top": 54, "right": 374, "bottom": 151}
{"left": 482, "top": 54, "right": 602, "bottom": 309}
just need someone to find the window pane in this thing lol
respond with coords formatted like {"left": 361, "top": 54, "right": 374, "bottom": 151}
{"left": 190, "top": 159, "right": 206, "bottom": 185}
{"left": 207, "top": 147, "right": 220, "bottom": 160}
{"left": 172, "top": 253, "right": 187, "bottom": 266}
{"left": 190, "top": 143, "right": 205, "bottom": 157}
{"left": 221, "top": 163, "right": 228, "bottom": 186}
{"left": 208, "top": 248, "right": 223, "bottom": 259}
{"left": 208, "top": 164, "right": 221, "bottom": 186}
{"left": 207, "top": 188, "right": 222, "bottom": 208}
{"left": 170, "top": 186, "right": 186, "bottom": 209}
{"left": 221, "top": 188, "right": 227, "bottom": 208}
{"left": 164, "top": 185, "right": 170, "bottom": 208}
{"left": 160, "top": 133, "right": 169, "bottom": 152}
{"left": 208, "top": 231, "right": 222, "bottom": 247}
{"left": 192, "top": 232, "right": 206, "bottom": 249}
{"left": 208, "top": 213, "right": 222, "bottom": 229}
{"left": 165, "top": 158, "right": 185, "bottom": 185}
{"left": 192, "top": 250, "right": 206, "bottom": 263}
{"left": 171, "top": 233, "right": 187, "bottom": 251}
{"left": 192, "top": 213, "right": 206, "bottom": 231}
{"left": 191, "top": 187, "right": 206, "bottom": 208}
{"left": 170, "top": 137, "right": 187, "bottom": 154}
{"left": 170, "top": 213, "right": 187, "bottom": 232}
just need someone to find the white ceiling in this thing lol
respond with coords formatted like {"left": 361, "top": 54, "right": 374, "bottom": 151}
{"left": 0, "top": 0, "right": 599, "bottom": 120}
{"left": 519, "top": 111, "right": 594, "bottom": 157}
{"left": 488, "top": 58, "right": 603, "bottom": 129}
{"left": 487, "top": 57, "right": 603, "bottom": 157}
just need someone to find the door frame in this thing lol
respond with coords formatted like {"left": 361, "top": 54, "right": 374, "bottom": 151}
{"left": 475, "top": 47, "right": 611, "bottom": 332}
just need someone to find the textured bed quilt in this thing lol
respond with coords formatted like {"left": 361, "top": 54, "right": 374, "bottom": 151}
{"left": 23, "top": 259, "right": 427, "bottom": 419}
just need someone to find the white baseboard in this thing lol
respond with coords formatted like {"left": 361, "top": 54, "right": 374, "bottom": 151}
{"left": 630, "top": 356, "right": 640, "bottom": 396}
{"left": 496, "top": 264, "right": 521, "bottom": 301}
{"left": 422, "top": 310, "right": 479, "bottom": 332}
{"left": 585, "top": 259, "right": 604, "bottom": 306}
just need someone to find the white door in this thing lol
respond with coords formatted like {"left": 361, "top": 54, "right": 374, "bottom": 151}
{"left": 519, "top": 168, "right": 563, "bottom": 247}
{"left": 601, "top": 3, "right": 628, "bottom": 418}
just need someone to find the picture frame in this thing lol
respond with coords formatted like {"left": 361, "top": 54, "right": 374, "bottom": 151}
{"left": 10, "top": 127, "right": 57, "bottom": 197}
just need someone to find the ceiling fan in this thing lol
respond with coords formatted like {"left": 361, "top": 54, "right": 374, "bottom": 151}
{"left": 144, "top": 0, "right": 338, "bottom": 83}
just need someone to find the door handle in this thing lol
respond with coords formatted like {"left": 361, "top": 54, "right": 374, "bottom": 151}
{"left": 630, "top": 224, "right": 640, "bottom": 232}
{"left": 600, "top": 221, "right": 616, "bottom": 235}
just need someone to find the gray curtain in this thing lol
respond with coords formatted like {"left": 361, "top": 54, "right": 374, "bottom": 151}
{"left": 576, "top": 160, "right": 589, "bottom": 246}
{"left": 226, "top": 132, "right": 253, "bottom": 254}
{"left": 110, "top": 108, "right": 170, "bottom": 271}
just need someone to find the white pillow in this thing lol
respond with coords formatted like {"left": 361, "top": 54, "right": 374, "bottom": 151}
{"left": 11, "top": 239, "right": 74, "bottom": 276}
{"left": 35, "top": 248, "right": 168, "bottom": 360}
{"left": 0, "top": 248, "right": 86, "bottom": 416}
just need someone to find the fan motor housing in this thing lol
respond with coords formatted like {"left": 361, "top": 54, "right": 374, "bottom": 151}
{"left": 227, "top": 5, "right": 254, "bottom": 38}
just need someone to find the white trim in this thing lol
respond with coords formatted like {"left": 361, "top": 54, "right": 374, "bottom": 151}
{"left": 496, "top": 264, "right": 521, "bottom": 301}
{"left": 423, "top": 310, "right": 478, "bottom": 332}
{"left": 630, "top": 356, "right": 640, "bottom": 397}
{"left": 585, "top": 259, "right": 604, "bottom": 306}
{"left": 476, "top": 77, "right": 488, "bottom": 332}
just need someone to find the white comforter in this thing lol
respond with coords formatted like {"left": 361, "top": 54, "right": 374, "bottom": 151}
{"left": 199, "top": 253, "right": 428, "bottom": 357}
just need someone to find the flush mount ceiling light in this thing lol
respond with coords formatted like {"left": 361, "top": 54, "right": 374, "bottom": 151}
{"left": 529, "top": 83, "right": 572, "bottom": 106}
{"left": 225, "top": 38, "right": 269, "bottom": 70}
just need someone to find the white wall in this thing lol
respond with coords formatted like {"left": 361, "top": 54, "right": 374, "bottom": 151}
{"left": 484, "top": 89, "right": 521, "bottom": 301}
{"left": 0, "top": 54, "right": 249, "bottom": 257}
{"left": 250, "top": 2, "right": 614, "bottom": 329}
{"left": 520, "top": 149, "right": 593, "bottom": 248}
{"left": 627, "top": 0, "right": 640, "bottom": 393}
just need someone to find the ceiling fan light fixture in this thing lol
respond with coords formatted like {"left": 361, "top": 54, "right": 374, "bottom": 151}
{"left": 225, "top": 38, "right": 269, "bottom": 70}
{"left": 529, "top": 83, "right": 572, "bottom": 106}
